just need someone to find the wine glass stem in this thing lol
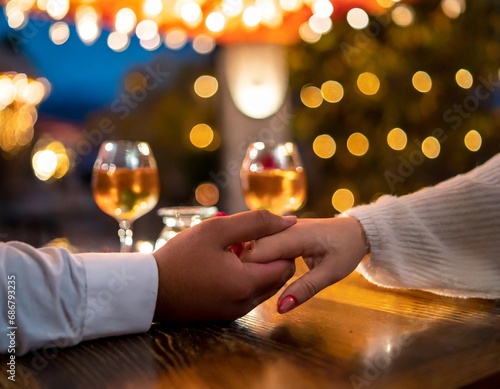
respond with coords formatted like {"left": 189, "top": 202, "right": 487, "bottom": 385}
{"left": 118, "top": 220, "right": 134, "bottom": 253}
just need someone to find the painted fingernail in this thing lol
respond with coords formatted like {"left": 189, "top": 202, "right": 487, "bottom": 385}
{"left": 231, "top": 243, "right": 244, "bottom": 257}
{"left": 214, "top": 212, "right": 244, "bottom": 256}
{"left": 277, "top": 295, "right": 297, "bottom": 314}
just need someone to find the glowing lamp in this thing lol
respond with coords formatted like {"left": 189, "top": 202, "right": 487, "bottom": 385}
{"left": 224, "top": 44, "right": 288, "bottom": 119}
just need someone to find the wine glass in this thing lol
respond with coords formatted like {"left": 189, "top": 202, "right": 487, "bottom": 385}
{"left": 92, "top": 141, "right": 160, "bottom": 252}
{"left": 240, "top": 140, "right": 307, "bottom": 215}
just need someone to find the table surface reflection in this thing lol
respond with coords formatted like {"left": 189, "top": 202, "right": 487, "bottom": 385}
{"left": 1, "top": 260, "right": 499, "bottom": 389}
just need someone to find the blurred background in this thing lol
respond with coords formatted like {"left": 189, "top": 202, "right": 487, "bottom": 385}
{"left": 0, "top": 0, "right": 499, "bottom": 251}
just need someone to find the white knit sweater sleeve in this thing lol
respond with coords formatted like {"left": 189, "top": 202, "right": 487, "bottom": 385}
{"left": 345, "top": 154, "right": 500, "bottom": 299}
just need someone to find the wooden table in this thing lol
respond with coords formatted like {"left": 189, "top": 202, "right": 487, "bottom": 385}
{"left": 2, "top": 261, "right": 499, "bottom": 389}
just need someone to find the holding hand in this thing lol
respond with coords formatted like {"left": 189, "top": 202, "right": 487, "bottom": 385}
{"left": 244, "top": 216, "right": 368, "bottom": 314}
{"left": 153, "top": 210, "right": 297, "bottom": 322}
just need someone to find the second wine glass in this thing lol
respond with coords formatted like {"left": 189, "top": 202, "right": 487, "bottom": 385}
{"left": 92, "top": 141, "right": 160, "bottom": 252}
{"left": 240, "top": 141, "right": 307, "bottom": 215}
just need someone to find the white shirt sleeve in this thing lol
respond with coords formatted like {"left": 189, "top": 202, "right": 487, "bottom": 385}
{"left": 0, "top": 241, "right": 158, "bottom": 355}
{"left": 346, "top": 154, "right": 500, "bottom": 299}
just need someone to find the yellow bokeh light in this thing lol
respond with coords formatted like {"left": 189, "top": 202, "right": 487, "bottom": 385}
{"left": 387, "top": 128, "right": 407, "bottom": 150}
{"left": 313, "top": 134, "right": 336, "bottom": 159}
{"left": 195, "top": 182, "right": 219, "bottom": 206}
{"left": 392, "top": 4, "right": 414, "bottom": 27}
{"left": 455, "top": 69, "right": 473, "bottom": 89}
{"left": 412, "top": 71, "right": 432, "bottom": 93}
{"left": 421, "top": 136, "right": 440, "bottom": 159}
{"left": 31, "top": 139, "right": 71, "bottom": 181}
{"left": 0, "top": 72, "right": 49, "bottom": 156}
{"left": 347, "top": 133, "right": 369, "bottom": 156}
{"left": 464, "top": 130, "right": 482, "bottom": 152}
{"left": 357, "top": 72, "right": 380, "bottom": 96}
{"left": 194, "top": 75, "right": 218, "bottom": 98}
{"left": 321, "top": 81, "right": 344, "bottom": 103}
{"left": 300, "top": 85, "right": 323, "bottom": 108}
{"left": 190, "top": 123, "right": 214, "bottom": 148}
{"left": 332, "top": 188, "right": 355, "bottom": 213}
{"left": 299, "top": 21, "right": 321, "bottom": 44}
{"left": 441, "top": 0, "right": 465, "bottom": 19}
{"left": 32, "top": 149, "right": 58, "bottom": 181}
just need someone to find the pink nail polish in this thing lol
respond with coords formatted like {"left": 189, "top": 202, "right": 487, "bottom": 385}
{"left": 214, "top": 211, "right": 229, "bottom": 217}
{"left": 277, "top": 295, "right": 297, "bottom": 314}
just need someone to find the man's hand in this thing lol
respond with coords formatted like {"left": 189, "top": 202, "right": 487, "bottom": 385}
{"left": 153, "top": 210, "right": 297, "bottom": 322}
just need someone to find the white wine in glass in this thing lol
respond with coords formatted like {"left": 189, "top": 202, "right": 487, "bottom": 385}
{"left": 92, "top": 141, "right": 160, "bottom": 252}
{"left": 240, "top": 141, "right": 307, "bottom": 215}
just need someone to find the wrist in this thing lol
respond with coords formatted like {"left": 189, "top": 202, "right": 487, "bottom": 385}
{"left": 338, "top": 214, "right": 370, "bottom": 255}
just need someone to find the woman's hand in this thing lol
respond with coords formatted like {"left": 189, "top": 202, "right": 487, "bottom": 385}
{"left": 243, "top": 216, "right": 368, "bottom": 314}
{"left": 153, "top": 210, "right": 297, "bottom": 322}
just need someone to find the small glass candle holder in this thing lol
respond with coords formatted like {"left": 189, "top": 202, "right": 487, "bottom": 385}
{"left": 155, "top": 206, "right": 218, "bottom": 250}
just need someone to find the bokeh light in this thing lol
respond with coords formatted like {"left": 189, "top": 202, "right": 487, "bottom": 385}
{"left": 464, "top": 130, "right": 482, "bottom": 152}
{"left": 347, "top": 133, "right": 369, "bottom": 156}
{"left": 299, "top": 21, "right": 322, "bottom": 43}
{"left": 164, "top": 28, "right": 188, "bottom": 50}
{"left": 31, "top": 138, "right": 71, "bottom": 181}
{"left": 387, "top": 128, "right": 408, "bottom": 150}
{"left": 195, "top": 182, "right": 220, "bottom": 206}
{"left": 346, "top": 8, "right": 369, "bottom": 30}
{"left": 0, "top": 72, "right": 49, "bottom": 156}
{"left": 392, "top": 4, "right": 414, "bottom": 27}
{"left": 190, "top": 123, "right": 214, "bottom": 148}
{"left": 412, "top": 71, "right": 432, "bottom": 93}
{"left": 194, "top": 75, "right": 218, "bottom": 98}
{"left": 421, "top": 136, "right": 440, "bottom": 158}
{"left": 321, "top": 81, "right": 344, "bottom": 103}
{"left": 49, "top": 22, "right": 70, "bottom": 45}
{"left": 441, "top": 0, "right": 466, "bottom": 19}
{"left": 313, "top": 134, "right": 336, "bottom": 159}
{"left": 332, "top": 188, "right": 355, "bottom": 213}
{"left": 192, "top": 34, "right": 216, "bottom": 54}
{"left": 357, "top": 72, "right": 380, "bottom": 96}
{"left": 455, "top": 68, "right": 473, "bottom": 89}
{"left": 300, "top": 85, "right": 323, "bottom": 108}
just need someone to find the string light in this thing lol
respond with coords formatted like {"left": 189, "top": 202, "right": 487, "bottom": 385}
{"left": 421, "top": 136, "right": 440, "bottom": 159}
{"left": 391, "top": 4, "right": 414, "bottom": 27}
{"left": 190, "top": 123, "right": 215, "bottom": 148}
{"left": 194, "top": 75, "right": 219, "bottom": 98}
{"left": 321, "top": 80, "right": 344, "bottom": 103}
{"left": 3, "top": 0, "right": 384, "bottom": 49}
{"left": 332, "top": 188, "right": 355, "bottom": 212}
{"left": 0, "top": 72, "right": 49, "bottom": 156}
{"left": 412, "top": 71, "right": 432, "bottom": 93}
{"left": 357, "top": 72, "right": 380, "bottom": 96}
{"left": 300, "top": 85, "right": 323, "bottom": 108}
{"left": 387, "top": 128, "right": 407, "bottom": 150}
{"left": 195, "top": 183, "right": 220, "bottom": 205}
{"left": 347, "top": 133, "right": 369, "bottom": 156}
{"left": 313, "top": 134, "right": 336, "bottom": 159}
{"left": 464, "top": 130, "right": 481, "bottom": 152}
{"left": 455, "top": 68, "right": 473, "bottom": 89}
